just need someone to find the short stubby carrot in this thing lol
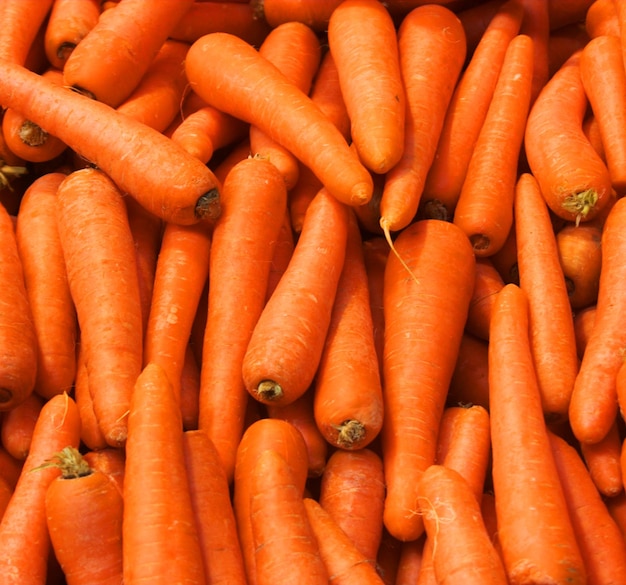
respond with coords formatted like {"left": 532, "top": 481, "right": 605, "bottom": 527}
{"left": 327, "top": 0, "right": 405, "bottom": 174}
{"left": 0, "top": 60, "right": 222, "bottom": 225}
{"left": 381, "top": 219, "right": 476, "bottom": 542}
{"left": 185, "top": 31, "right": 374, "bottom": 207}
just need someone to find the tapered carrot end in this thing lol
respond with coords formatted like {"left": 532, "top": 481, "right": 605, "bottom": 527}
{"left": 350, "top": 180, "right": 374, "bottom": 206}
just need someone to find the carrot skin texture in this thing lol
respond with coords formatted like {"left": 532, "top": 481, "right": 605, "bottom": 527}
{"left": 185, "top": 32, "right": 374, "bottom": 207}
{"left": 123, "top": 363, "right": 206, "bottom": 585}
{"left": 381, "top": 219, "right": 476, "bottom": 542}
{"left": 488, "top": 284, "right": 586, "bottom": 585}
{"left": 0, "top": 0, "right": 54, "bottom": 66}
{"left": 0, "top": 392, "right": 44, "bottom": 461}
{"left": 0, "top": 60, "right": 221, "bottom": 225}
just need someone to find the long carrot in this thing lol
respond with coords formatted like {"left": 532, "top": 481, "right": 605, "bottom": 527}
{"left": 379, "top": 4, "right": 466, "bottom": 235}
{"left": 579, "top": 419, "right": 624, "bottom": 498}
{"left": 453, "top": 33, "right": 534, "bottom": 257}
{"left": 0, "top": 392, "right": 44, "bottom": 461}
{"left": 123, "top": 362, "right": 206, "bottom": 585}
{"left": 519, "top": 0, "right": 550, "bottom": 104}
{"left": 381, "top": 219, "right": 476, "bottom": 542}
{"left": 0, "top": 393, "right": 81, "bottom": 585}
{"left": 447, "top": 333, "right": 491, "bottom": 410}
{"left": 0, "top": 0, "right": 54, "bottom": 66}
{"left": 586, "top": 0, "right": 620, "bottom": 39}
{"left": 242, "top": 186, "right": 349, "bottom": 407}
{"left": 56, "top": 168, "right": 143, "bottom": 447}
{"left": 465, "top": 258, "right": 505, "bottom": 341}
{"left": 185, "top": 31, "right": 374, "bottom": 207}
{"left": 488, "top": 283, "right": 586, "bottom": 585}
{"left": 0, "top": 60, "right": 222, "bottom": 225}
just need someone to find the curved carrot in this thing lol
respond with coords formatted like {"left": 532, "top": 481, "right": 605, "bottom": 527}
{"left": 0, "top": 392, "right": 44, "bottom": 461}
{"left": 488, "top": 283, "right": 586, "bottom": 585}
{"left": 514, "top": 172, "right": 580, "bottom": 423}
{"left": 313, "top": 211, "right": 383, "bottom": 450}
{"left": 0, "top": 393, "right": 81, "bottom": 585}
{"left": 0, "top": 0, "right": 54, "bottom": 66}
{"left": 123, "top": 363, "right": 206, "bottom": 585}
{"left": 453, "top": 33, "right": 534, "bottom": 257}
{"left": 328, "top": 0, "right": 405, "bottom": 174}
{"left": 381, "top": 219, "right": 476, "bottom": 542}
{"left": 63, "top": 0, "right": 194, "bottom": 107}
{"left": 251, "top": 0, "right": 344, "bottom": 31}
{"left": 0, "top": 200, "right": 37, "bottom": 411}
{"left": 579, "top": 419, "right": 623, "bottom": 498}
{"left": 379, "top": 4, "right": 466, "bottom": 235}
{"left": 585, "top": 0, "right": 619, "bottom": 38}
{"left": 15, "top": 172, "right": 77, "bottom": 400}
{"left": 185, "top": 32, "right": 373, "bottom": 207}
{"left": 417, "top": 465, "right": 509, "bottom": 585}
{"left": 242, "top": 186, "right": 349, "bottom": 406}
{"left": 43, "top": 0, "right": 101, "bottom": 69}
{"left": 44, "top": 446, "right": 124, "bottom": 585}
{"left": 465, "top": 257, "right": 505, "bottom": 341}
{"left": 524, "top": 50, "right": 613, "bottom": 224}
{"left": 198, "top": 156, "right": 287, "bottom": 481}
{"left": 56, "top": 168, "right": 143, "bottom": 447}
{"left": 0, "top": 60, "right": 221, "bottom": 225}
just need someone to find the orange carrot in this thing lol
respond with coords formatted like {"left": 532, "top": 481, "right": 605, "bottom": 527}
{"left": 0, "top": 200, "right": 37, "bottom": 411}
{"left": 0, "top": 446, "right": 23, "bottom": 491}
{"left": 185, "top": 32, "right": 373, "bottom": 207}
{"left": 488, "top": 283, "right": 586, "bottom": 585}
{"left": 586, "top": 0, "right": 620, "bottom": 38}
{"left": 465, "top": 257, "right": 505, "bottom": 341}
{"left": 0, "top": 475, "right": 13, "bottom": 523}
{"left": 0, "top": 392, "right": 44, "bottom": 461}
{"left": 579, "top": 419, "right": 624, "bottom": 498}
{"left": 265, "top": 208, "right": 295, "bottom": 301}
{"left": 43, "top": 446, "right": 124, "bottom": 585}
{"left": 179, "top": 344, "right": 201, "bottom": 431}
{"left": 82, "top": 447, "right": 125, "bottom": 497}
{"left": 0, "top": 60, "right": 222, "bottom": 225}
{"left": 56, "top": 168, "right": 143, "bottom": 447}
{"left": 549, "top": 430, "right": 626, "bottom": 584}
{"left": 251, "top": 0, "right": 344, "bottom": 31}
{"left": 524, "top": 50, "right": 613, "bottom": 224}
{"left": 0, "top": 393, "right": 81, "bottom": 585}
{"left": 379, "top": 4, "right": 466, "bottom": 235}
{"left": 514, "top": 172, "right": 580, "bottom": 422}
{"left": 453, "top": 33, "right": 534, "bottom": 257}
{"left": 318, "top": 448, "right": 385, "bottom": 564}
{"left": 570, "top": 196, "right": 626, "bottom": 445}
{"left": 198, "top": 156, "right": 287, "bottom": 481}
{"left": 606, "top": 490, "right": 626, "bottom": 541}
{"left": 123, "top": 363, "right": 206, "bottom": 585}
{"left": 182, "top": 429, "right": 247, "bottom": 585}
{"left": 519, "top": 0, "right": 550, "bottom": 104}
{"left": 0, "top": 0, "right": 54, "bottom": 66}
{"left": 395, "top": 537, "right": 425, "bottom": 585}
{"left": 573, "top": 304, "right": 596, "bottom": 360}
{"left": 381, "top": 219, "right": 476, "bottom": 542}
{"left": 62, "top": 0, "right": 194, "bottom": 106}
{"left": 313, "top": 211, "right": 383, "bottom": 450}
{"left": 15, "top": 172, "right": 77, "bottom": 400}
{"left": 43, "top": 0, "right": 101, "bottom": 69}
{"left": 447, "top": 333, "right": 491, "bottom": 411}
{"left": 242, "top": 186, "right": 349, "bottom": 407}
{"left": 422, "top": 0, "right": 524, "bottom": 219}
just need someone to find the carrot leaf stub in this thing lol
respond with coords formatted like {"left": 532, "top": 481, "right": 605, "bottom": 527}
{"left": 256, "top": 380, "right": 284, "bottom": 402}
{"left": 561, "top": 188, "right": 598, "bottom": 226}
{"left": 194, "top": 187, "right": 221, "bottom": 221}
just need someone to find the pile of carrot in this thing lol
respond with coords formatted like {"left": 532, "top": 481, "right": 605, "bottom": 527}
{"left": 2, "top": 0, "right": 626, "bottom": 583}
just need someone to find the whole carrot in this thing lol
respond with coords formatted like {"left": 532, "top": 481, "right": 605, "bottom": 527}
{"left": 185, "top": 32, "right": 373, "bottom": 207}
{"left": 0, "top": 60, "right": 221, "bottom": 225}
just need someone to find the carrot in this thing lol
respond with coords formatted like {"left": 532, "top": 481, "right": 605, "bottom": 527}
{"left": 265, "top": 208, "right": 295, "bottom": 301}
{"left": 579, "top": 419, "right": 624, "bottom": 498}
{"left": 465, "top": 257, "right": 505, "bottom": 341}
{"left": 395, "top": 537, "right": 425, "bottom": 585}
{"left": 488, "top": 283, "right": 586, "bottom": 585}
{"left": 327, "top": 0, "right": 404, "bottom": 174}
{"left": 82, "top": 447, "right": 125, "bottom": 497}
{"left": 447, "top": 333, "right": 491, "bottom": 410}
{"left": 453, "top": 34, "right": 534, "bottom": 257}
{"left": 570, "top": 196, "right": 626, "bottom": 445}
{"left": 0, "top": 60, "right": 222, "bottom": 225}
{"left": 62, "top": 0, "right": 194, "bottom": 106}
{"left": 15, "top": 172, "right": 77, "bottom": 400}
{"left": 519, "top": 0, "right": 550, "bottom": 104}
{"left": 585, "top": 0, "right": 620, "bottom": 39}
{"left": 198, "top": 156, "right": 287, "bottom": 481}
{"left": 313, "top": 211, "right": 383, "bottom": 450}
{"left": 233, "top": 418, "right": 309, "bottom": 585}
{"left": 43, "top": 0, "right": 101, "bottom": 69}
{"left": 607, "top": 490, "right": 626, "bottom": 541}
{"left": 573, "top": 304, "right": 596, "bottom": 360}
{"left": 381, "top": 219, "right": 476, "bottom": 542}
{"left": 580, "top": 34, "right": 626, "bottom": 195}
{"left": 417, "top": 465, "right": 509, "bottom": 585}
{"left": 185, "top": 32, "right": 374, "bottom": 207}
{"left": 318, "top": 448, "right": 385, "bottom": 564}
{"left": 251, "top": 0, "right": 344, "bottom": 31}
{"left": 304, "top": 497, "right": 386, "bottom": 585}
{"left": 0, "top": 0, "right": 54, "bottom": 66}
{"left": 0, "top": 475, "right": 13, "bottom": 523}
{"left": 556, "top": 221, "right": 603, "bottom": 310}
{"left": 548, "top": 430, "right": 626, "bottom": 585}
{"left": 524, "top": 50, "right": 613, "bottom": 224}
{"left": 379, "top": 4, "right": 466, "bottom": 235}
{"left": 0, "top": 392, "right": 44, "bottom": 461}
{"left": 42, "top": 446, "right": 124, "bottom": 585}
{"left": 0, "top": 201, "right": 37, "bottom": 411}
{"left": 182, "top": 429, "right": 247, "bottom": 585}
{"left": 421, "top": 0, "right": 524, "bottom": 219}
{"left": 123, "top": 362, "right": 206, "bottom": 585}
{"left": 178, "top": 344, "right": 201, "bottom": 431}
{"left": 0, "top": 446, "right": 23, "bottom": 491}
{"left": 249, "top": 449, "right": 328, "bottom": 585}
{"left": 0, "top": 393, "right": 81, "bottom": 585}
{"left": 242, "top": 186, "right": 349, "bottom": 407}
{"left": 375, "top": 529, "right": 402, "bottom": 585}
{"left": 56, "top": 168, "right": 143, "bottom": 447}
{"left": 514, "top": 172, "right": 580, "bottom": 422}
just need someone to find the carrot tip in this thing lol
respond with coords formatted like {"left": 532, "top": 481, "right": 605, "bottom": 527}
{"left": 255, "top": 380, "right": 283, "bottom": 402}
{"left": 380, "top": 217, "right": 420, "bottom": 286}
{"left": 351, "top": 181, "right": 374, "bottom": 206}
{"left": 195, "top": 187, "right": 221, "bottom": 221}
{"left": 332, "top": 419, "right": 366, "bottom": 449}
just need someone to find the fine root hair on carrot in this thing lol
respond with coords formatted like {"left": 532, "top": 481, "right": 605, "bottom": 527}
{"left": 380, "top": 217, "right": 419, "bottom": 286}
{"left": 415, "top": 495, "right": 456, "bottom": 557}
{"left": 332, "top": 419, "right": 366, "bottom": 449}
{"left": 0, "top": 162, "right": 28, "bottom": 189}
{"left": 561, "top": 188, "right": 599, "bottom": 226}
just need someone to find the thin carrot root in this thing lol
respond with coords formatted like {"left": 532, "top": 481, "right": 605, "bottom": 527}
{"left": 333, "top": 419, "right": 366, "bottom": 449}
{"left": 380, "top": 217, "right": 420, "bottom": 286}
{"left": 18, "top": 120, "right": 48, "bottom": 147}
{"left": 561, "top": 188, "right": 598, "bottom": 226}
{"left": 194, "top": 188, "right": 221, "bottom": 220}
{"left": 0, "top": 162, "right": 28, "bottom": 189}
{"left": 256, "top": 380, "right": 283, "bottom": 402}
{"left": 469, "top": 233, "right": 491, "bottom": 252}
